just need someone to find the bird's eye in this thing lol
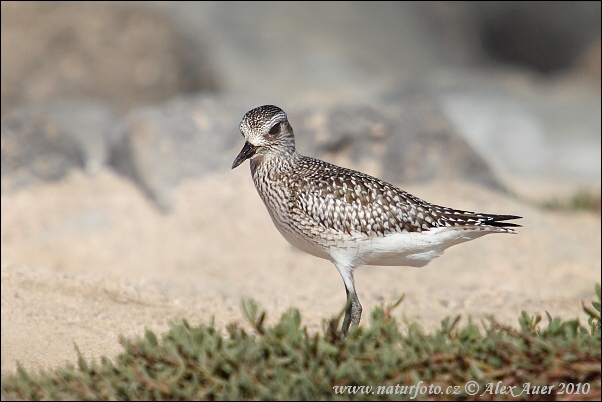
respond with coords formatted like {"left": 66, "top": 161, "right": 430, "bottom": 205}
{"left": 268, "top": 123, "right": 280, "bottom": 136}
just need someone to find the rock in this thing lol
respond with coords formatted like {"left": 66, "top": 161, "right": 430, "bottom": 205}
{"left": 109, "top": 95, "right": 249, "bottom": 211}
{"left": 434, "top": 73, "right": 602, "bottom": 200}
{"left": 472, "top": 2, "right": 601, "bottom": 74}
{"left": 292, "top": 93, "right": 506, "bottom": 192}
{"left": 1, "top": 101, "right": 118, "bottom": 193}
{"left": 1, "top": 108, "right": 83, "bottom": 192}
{"left": 0, "top": 2, "right": 218, "bottom": 114}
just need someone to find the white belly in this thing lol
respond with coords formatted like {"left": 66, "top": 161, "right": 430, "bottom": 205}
{"left": 311, "top": 227, "right": 491, "bottom": 269}
{"left": 353, "top": 227, "right": 490, "bottom": 267}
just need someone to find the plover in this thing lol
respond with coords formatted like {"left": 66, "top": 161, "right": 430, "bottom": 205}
{"left": 232, "top": 105, "right": 521, "bottom": 335}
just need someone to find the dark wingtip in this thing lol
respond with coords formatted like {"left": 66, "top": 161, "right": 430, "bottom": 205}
{"left": 487, "top": 214, "right": 523, "bottom": 228}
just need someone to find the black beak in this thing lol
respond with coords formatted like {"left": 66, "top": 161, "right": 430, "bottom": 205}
{"left": 231, "top": 141, "right": 259, "bottom": 169}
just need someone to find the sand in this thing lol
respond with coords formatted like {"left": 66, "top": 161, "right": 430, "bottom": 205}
{"left": 1, "top": 168, "right": 600, "bottom": 374}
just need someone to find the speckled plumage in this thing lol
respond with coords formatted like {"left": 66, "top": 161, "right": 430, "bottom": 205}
{"left": 232, "top": 105, "right": 522, "bottom": 334}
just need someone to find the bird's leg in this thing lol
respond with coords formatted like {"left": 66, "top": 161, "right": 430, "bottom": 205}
{"left": 337, "top": 263, "right": 362, "bottom": 335}
{"left": 342, "top": 287, "right": 353, "bottom": 335}
{"left": 342, "top": 284, "right": 362, "bottom": 335}
{"left": 350, "top": 292, "right": 362, "bottom": 329}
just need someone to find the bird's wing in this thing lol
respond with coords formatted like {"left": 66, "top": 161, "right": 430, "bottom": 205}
{"left": 291, "top": 157, "right": 521, "bottom": 236}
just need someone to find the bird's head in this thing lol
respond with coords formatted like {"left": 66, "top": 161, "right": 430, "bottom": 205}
{"left": 231, "top": 105, "right": 295, "bottom": 169}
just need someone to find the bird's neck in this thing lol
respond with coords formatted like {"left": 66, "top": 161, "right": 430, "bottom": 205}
{"left": 250, "top": 149, "right": 300, "bottom": 181}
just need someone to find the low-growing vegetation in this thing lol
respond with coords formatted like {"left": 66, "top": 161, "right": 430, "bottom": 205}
{"left": 538, "top": 191, "right": 601, "bottom": 214}
{"left": 2, "top": 285, "right": 600, "bottom": 401}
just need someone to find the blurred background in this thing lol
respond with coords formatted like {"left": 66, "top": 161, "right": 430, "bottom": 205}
{"left": 2, "top": 2, "right": 600, "bottom": 196}
{"left": 1, "top": 1, "right": 600, "bottom": 373}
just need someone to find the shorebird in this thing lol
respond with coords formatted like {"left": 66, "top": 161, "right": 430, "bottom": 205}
{"left": 232, "top": 105, "right": 521, "bottom": 335}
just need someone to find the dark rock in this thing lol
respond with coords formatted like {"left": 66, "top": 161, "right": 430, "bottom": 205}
{"left": 473, "top": 2, "right": 601, "bottom": 74}
{"left": 1, "top": 109, "right": 84, "bottom": 192}
{"left": 32, "top": 100, "right": 118, "bottom": 174}
{"left": 0, "top": 2, "right": 218, "bottom": 114}
{"left": 1, "top": 100, "right": 119, "bottom": 192}
{"left": 292, "top": 93, "right": 506, "bottom": 192}
{"left": 109, "top": 95, "right": 248, "bottom": 211}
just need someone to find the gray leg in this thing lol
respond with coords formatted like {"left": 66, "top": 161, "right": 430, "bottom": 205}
{"left": 342, "top": 283, "right": 362, "bottom": 335}
{"left": 335, "top": 262, "right": 363, "bottom": 335}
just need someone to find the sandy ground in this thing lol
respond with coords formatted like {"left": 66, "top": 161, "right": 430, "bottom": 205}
{"left": 1, "top": 168, "right": 600, "bottom": 375}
